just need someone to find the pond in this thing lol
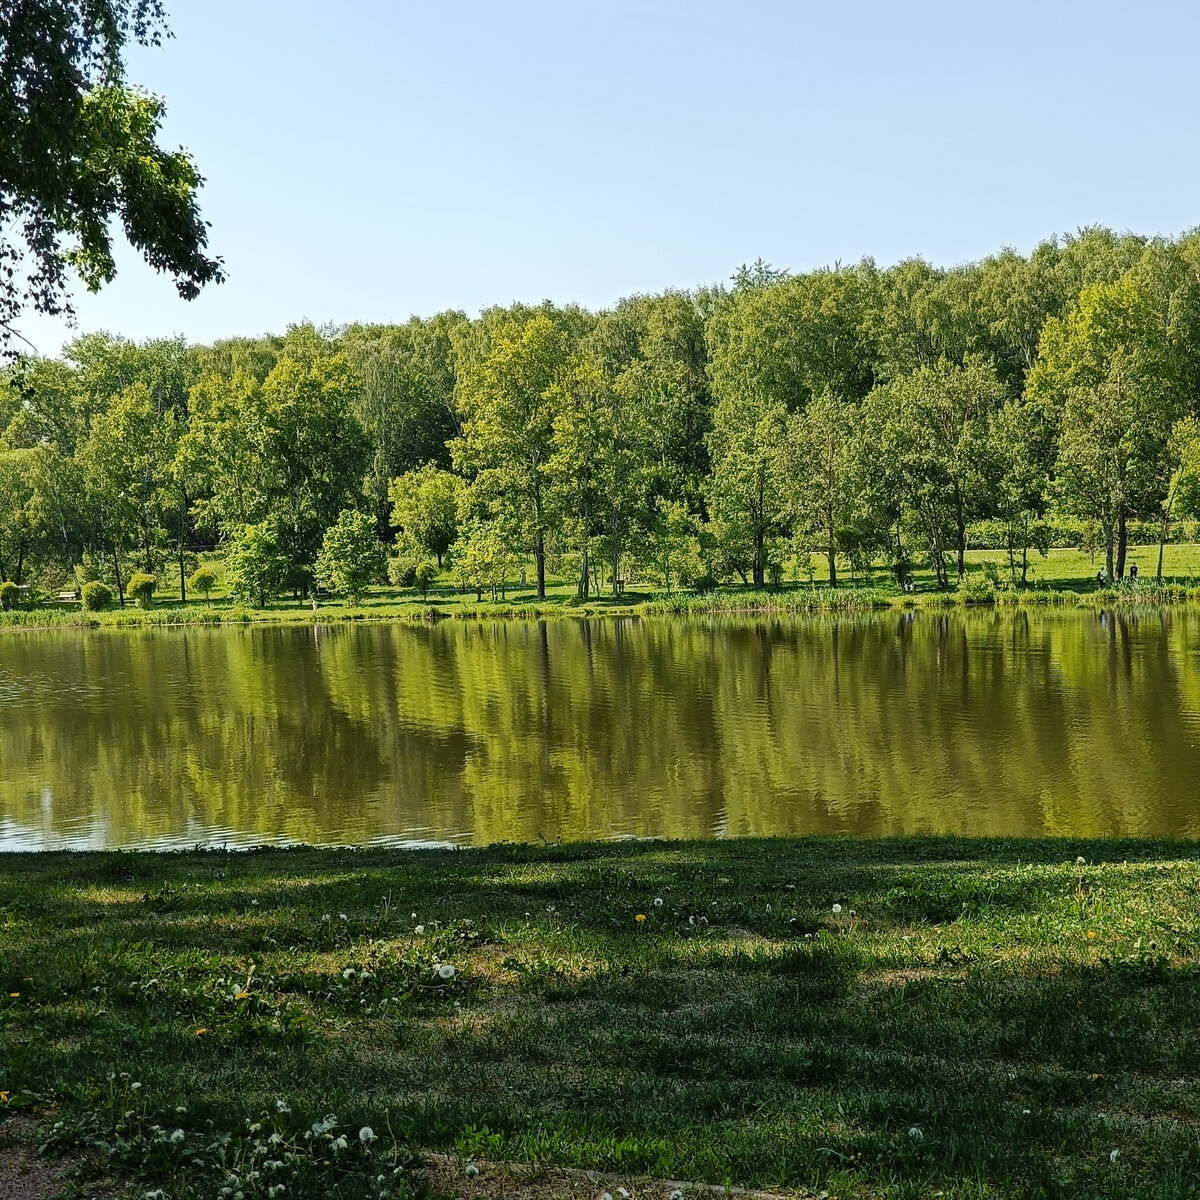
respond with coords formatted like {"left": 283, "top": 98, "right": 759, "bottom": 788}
{"left": 2, "top": 609, "right": 1200, "bottom": 850}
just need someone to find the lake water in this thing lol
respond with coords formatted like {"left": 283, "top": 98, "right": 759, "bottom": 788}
{"left": 2, "top": 610, "right": 1200, "bottom": 851}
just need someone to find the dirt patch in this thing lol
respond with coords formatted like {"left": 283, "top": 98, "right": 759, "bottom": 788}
{"left": 415, "top": 1152, "right": 815, "bottom": 1200}
{"left": 0, "top": 1118, "right": 117, "bottom": 1200}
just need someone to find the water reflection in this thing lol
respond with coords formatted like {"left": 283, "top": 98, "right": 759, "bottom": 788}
{"left": 1, "top": 608, "right": 1199, "bottom": 850}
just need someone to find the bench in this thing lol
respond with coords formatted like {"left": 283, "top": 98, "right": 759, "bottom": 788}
{"left": 56, "top": 589, "right": 80, "bottom": 603}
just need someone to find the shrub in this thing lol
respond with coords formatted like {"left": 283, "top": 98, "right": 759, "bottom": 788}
{"left": 188, "top": 563, "right": 219, "bottom": 599}
{"left": 127, "top": 572, "right": 157, "bottom": 608}
{"left": 414, "top": 561, "right": 436, "bottom": 599}
{"left": 81, "top": 581, "right": 114, "bottom": 611}
{"left": 387, "top": 555, "right": 418, "bottom": 588}
{"left": 0, "top": 581, "right": 19, "bottom": 610}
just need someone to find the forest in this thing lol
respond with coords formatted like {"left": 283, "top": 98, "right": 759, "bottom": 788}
{"left": 4, "top": 224, "right": 1200, "bottom": 611}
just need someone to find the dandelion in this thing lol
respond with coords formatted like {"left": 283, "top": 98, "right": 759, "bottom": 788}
{"left": 1087, "top": 931, "right": 1097, "bottom": 940}
{"left": 331, "top": 1135, "right": 349, "bottom": 1152}
{"left": 235, "top": 990, "right": 251, "bottom": 1001}
{"left": 339, "top": 913, "right": 348, "bottom": 921}
{"left": 464, "top": 1163, "right": 480, "bottom": 1178}
{"left": 342, "top": 968, "right": 356, "bottom": 980}
{"left": 312, "top": 1114, "right": 338, "bottom": 1135}
{"left": 360, "top": 1125, "right": 376, "bottom": 1143}
{"left": 670, "top": 1191, "right": 685, "bottom": 1200}
{"left": 275, "top": 1099, "right": 291, "bottom": 1114}
{"left": 908, "top": 1126, "right": 923, "bottom": 1140}
{"left": 653, "top": 897, "right": 663, "bottom": 907}
{"left": 832, "top": 903, "right": 843, "bottom": 914}
{"left": 321, "top": 913, "right": 331, "bottom": 922}
{"left": 130, "top": 1082, "right": 142, "bottom": 1091}
{"left": 251, "top": 899, "right": 259, "bottom": 905}
{"left": 0, "top": 1092, "right": 9, "bottom": 1103}
{"left": 1076, "top": 856, "right": 1086, "bottom": 865}
{"left": 436, "top": 963, "right": 456, "bottom": 980}
{"left": 194, "top": 1028, "right": 208, "bottom": 1037}
{"left": 8, "top": 993, "right": 18, "bottom": 998}
{"left": 170, "top": 1129, "right": 185, "bottom": 1143}
{"left": 414, "top": 925, "right": 425, "bottom": 935}
{"left": 635, "top": 914, "right": 646, "bottom": 923}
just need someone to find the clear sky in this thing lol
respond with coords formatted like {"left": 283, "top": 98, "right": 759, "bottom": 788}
{"left": 16, "top": 0, "right": 1200, "bottom": 354}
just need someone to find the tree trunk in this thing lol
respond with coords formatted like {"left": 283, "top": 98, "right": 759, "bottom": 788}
{"left": 1157, "top": 512, "right": 1168, "bottom": 582}
{"left": 578, "top": 538, "right": 590, "bottom": 601}
{"left": 535, "top": 533, "right": 546, "bottom": 600}
{"left": 1104, "top": 522, "right": 1115, "bottom": 584}
{"left": 753, "top": 527, "right": 765, "bottom": 588}
{"left": 827, "top": 528, "right": 837, "bottom": 589}
{"left": 178, "top": 491, "right": 188, "bottom": 604}
{"left": 112, "top": 546, "right": 125, "bottom": 606}
{"left": 1116, "top": 509, "right": 1128, "bottom": 580}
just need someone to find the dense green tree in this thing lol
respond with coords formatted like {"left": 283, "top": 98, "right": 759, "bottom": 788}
{"left": 0, "top": 1, "right": 221, "bottom": 348}
{"left": 315, "top": 509, "right": 384, "bottom": 604}
{"left": 388, "top": 463, "right": 460, "bottom": 568}
{"left": 452, "top": 314, "right": 570, "bottom": 599}
{"left": 224, "top": 520, "right": 286, "bottom": 609}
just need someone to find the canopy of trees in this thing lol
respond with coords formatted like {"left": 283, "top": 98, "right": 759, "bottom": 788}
{"left": 6, "top": 226, "right": 1200, "bottom": 606}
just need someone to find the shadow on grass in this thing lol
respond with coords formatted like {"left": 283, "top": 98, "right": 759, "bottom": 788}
{"left": 4, "top": 837, "right": 1200, "bottom": 1198}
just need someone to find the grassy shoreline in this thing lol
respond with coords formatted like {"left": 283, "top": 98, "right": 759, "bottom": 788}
{"left": 3, "top": 576, "right": 1200, "bottom": 635}
{"left": 3, "top": 835, "right": 1200, "bottom": 1198}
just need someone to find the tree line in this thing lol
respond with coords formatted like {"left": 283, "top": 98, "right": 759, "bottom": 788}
{"left": 5, "top": 225, "right": 1200, "bottom": 608}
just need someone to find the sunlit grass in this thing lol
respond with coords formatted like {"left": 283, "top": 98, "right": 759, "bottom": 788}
{"left": 2, "top": 838, "right": 1200, "bottom": 1197}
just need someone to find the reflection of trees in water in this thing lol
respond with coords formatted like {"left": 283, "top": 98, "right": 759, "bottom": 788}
{"left": 2, "top": 609, "right": 1199, "bottom": 848}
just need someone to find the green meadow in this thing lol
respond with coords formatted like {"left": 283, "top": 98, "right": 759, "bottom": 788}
{"left": 3, "top": 838, "right": 1200, "bottom": 1198}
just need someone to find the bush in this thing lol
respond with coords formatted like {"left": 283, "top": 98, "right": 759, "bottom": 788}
{"left": 414, "top": 561, "right": 436, "bottom": 599}
{"left": 387, "top": 555, "right": 418, "bottom": 588}
{"left": 127, "top": 572, "right": 157, "bottom": 608}
{"left": 188, "top": 563, "right": 219, "bottom": 599}
{"left": 81, "top": 581, "right": 114, "bottom": 611}
{"left": 0, "top": 581, "right": 19, "bottom": 611}
{"left": 225, "top": 522, "right": 287, "bottom": 608}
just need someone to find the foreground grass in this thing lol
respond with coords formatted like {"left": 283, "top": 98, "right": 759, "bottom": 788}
{"left": 6, "top": 544, "right": 1200, "bottom": 632}
{"left": 3, "top": 838, "right": 1200, "bottom": 1198}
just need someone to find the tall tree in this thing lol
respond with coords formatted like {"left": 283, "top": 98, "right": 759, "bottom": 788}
{"left": 0, "top": 2, "right": 222, "bottom": 348}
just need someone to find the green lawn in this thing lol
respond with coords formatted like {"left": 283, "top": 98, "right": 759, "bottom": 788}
{"left": 3, "top": 838, "right": 1200, "bottom": 1198}
{"left": 7, "top": 542, "right": 1200, "bottom": 632}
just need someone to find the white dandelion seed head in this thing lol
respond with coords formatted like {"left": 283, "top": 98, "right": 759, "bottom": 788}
{"left": 331, "top": 1135, "right": 349, "bottom": 1152}
{"left": 832, "top": 903, "right": 843, "bottom": 914}
{"left": 908, "top": 1126, "right": 923, "bottom": 1140}
{"left": 464, "top": 1163, "right": 480, "bottom": 1178}
{"left": 653, "top": 897, "right": 663, "bottom": 907}
{"left": 342, "top": 968, "right": 355, "bottom": 980}
{"left": 670, "top": 1191, "right": 685, "bottom": 1200}
{"left": 170, "top": 1128, "right": 185, "bottom": 1143}
{"left": 436, "top": 963, "right": 456, "bottom": 980}
{"left": 359, "top": 1126, "right": 376, "bottom": 1143}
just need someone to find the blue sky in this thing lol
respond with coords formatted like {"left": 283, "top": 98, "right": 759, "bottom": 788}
{"left": 18, "top": 0, "right": 1200, "bottom": 354}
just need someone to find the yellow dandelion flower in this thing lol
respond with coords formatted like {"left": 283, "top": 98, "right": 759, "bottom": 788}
{"left": 194, "top": 1028, "right": 209, "bottom": 1037}
{"left": 235, "top": 991, "right": 250, "bottom": 1001}
{"left": 635, "top": 914, "right": 646, "bottom": 923}
{"left": 8, "top": 992, "right": 18, "bottom": 998}
{"left": 1087, "top": 931, "right": 1097, "bottom": 940}
{"left": 0, "top": 1091, "right": 9, "bottom": 1103}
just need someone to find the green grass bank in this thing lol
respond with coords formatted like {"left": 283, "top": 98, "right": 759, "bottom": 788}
{"left": 3, "top": 837, "right": 1200, "bottom": 1198}
{"left": 6, "top": 544, "right": 1200, "bottom": 633}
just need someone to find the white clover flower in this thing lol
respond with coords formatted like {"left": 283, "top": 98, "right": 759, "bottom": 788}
{"left": 130, "top": 1081, "right": 141, "bottom": 1091}
{"left": 1110, "top": 1148, "right": 1120, "bottom": 1163}
{"left": 436, "top": 963, "right": 456, "bottom": 980}
{"left": 321, "top": 913, "right": 331, "bottom": 922}
{"left": 268, "top": 1186, "right": 286, "bottom": 1198}
{"left": 342, "top": 968, "right": 356, "bottom": 980}
{"left": 653, "top": 897, "right": 663, "bottom": 907}
{"left": 339, "top": 913, "right": 348, "bottom": 921}
{"left": 832, "top": 903, "right": 843, "bottom": 914}
{"left": 464, "top": 1163, "right": 480, "bottom": 1178}
{"left": 908, "top": 1126, "right": 923, "bottom": 1140}
{"left": 275, "top": 1099, "right": 291, "bottom": 1114}
{"left": 331, "top": 1135, "right": 349, "bottom": 1152}
{"left": 414, "top": 924, "right": 425, "bottom": 935}
{"left": 670, "top": 1190, "right": 685, "bottom": 1200}
{"left": 248, "top": 1122, "right": 262, "bottom": 1133}
{"left": 170, "top": 1128, "right": 185, "bottom": 1143}
{"left": 359, "top": 1126, "right": 376, "bottom": 1143}
{"left": 312, "top": 1114, "right": 338, "bottom": 1135}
